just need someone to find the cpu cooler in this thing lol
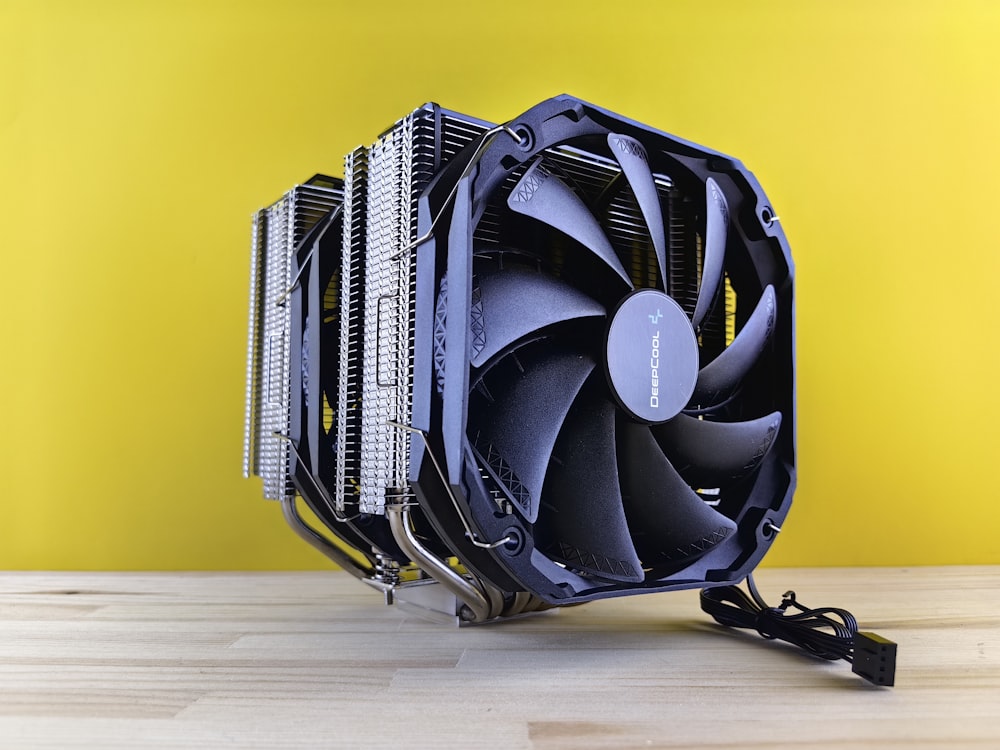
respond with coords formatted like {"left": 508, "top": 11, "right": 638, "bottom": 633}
{"left": 244, "top": 96, "right": 795, "bottom": 623}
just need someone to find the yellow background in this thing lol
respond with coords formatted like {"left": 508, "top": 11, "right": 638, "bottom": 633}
{"left": 2, "top": 0, "right": 998, "bottom": 570}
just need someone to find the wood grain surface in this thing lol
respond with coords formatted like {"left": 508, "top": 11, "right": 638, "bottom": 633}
{"left": 1, "top": 567, "right": 997, "bottom": 749}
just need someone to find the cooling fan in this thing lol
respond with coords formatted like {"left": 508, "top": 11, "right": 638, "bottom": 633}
{"left": 245, "top": 95, "right": 795, "bottom": 621}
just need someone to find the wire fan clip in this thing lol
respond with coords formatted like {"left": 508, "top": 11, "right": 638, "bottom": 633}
{"left": 387, "top": 421, "right": 512, "bottom": 550}
{"left": 390, "top": 124, "right": 523, "bottom": 260}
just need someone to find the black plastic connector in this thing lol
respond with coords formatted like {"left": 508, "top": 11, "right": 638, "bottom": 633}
{"left": 852, "top": 631, "right": 897, "bottom": 686}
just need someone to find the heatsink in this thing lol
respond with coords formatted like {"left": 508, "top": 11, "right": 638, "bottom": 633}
{"left": 243, "top": 96, "right": 795, "bottom": 624}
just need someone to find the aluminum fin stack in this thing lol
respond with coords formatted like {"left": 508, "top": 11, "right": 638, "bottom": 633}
{"left": 243, "top": 177, "right": 344, "bottom": 501}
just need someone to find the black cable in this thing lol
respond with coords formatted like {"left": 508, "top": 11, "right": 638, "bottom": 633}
{"left": 700, "top": 574, "right": 897, "bottom": 686}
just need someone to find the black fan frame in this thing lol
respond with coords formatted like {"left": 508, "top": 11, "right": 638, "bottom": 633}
{"left": 287, "top": 196, "right": 408, "bottom": 566}
{"left": 409, "top": 95, "right": 796, "bottom": 604}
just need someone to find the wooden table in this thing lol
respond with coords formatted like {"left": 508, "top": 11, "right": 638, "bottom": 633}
{"left": 1, "top": 567, "right": 997, "bottom": 748}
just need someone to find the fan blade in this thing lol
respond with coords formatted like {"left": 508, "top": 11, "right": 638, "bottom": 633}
{"left": 507, "top": 161, "right": 633, "bottom": 288}
{"left": 539, "top": 393, "right": 643, "bottom": 583}
{"left": 470, "top": 268, "right": 605, "bottom": 368}
{"left": 691, "top": 177, "right": 729, "bottom": 329}
{"left": 468, "top": 350, "right": 595, "bottom": 524}
{"left": 617, "top": 419, "right": 736, "bottom": 564}
{"left": 654, "top": 411, "right": 782, "bottom": 484}
{"left": 608, "top": 134, "right": 667, "bottom": 289}
{"left": 691, "top": 285, "right": 776, "bottom": 405}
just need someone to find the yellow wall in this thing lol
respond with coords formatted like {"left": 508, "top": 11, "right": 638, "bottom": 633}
{"left": 2, "top": 0, "right": 998, "bottom": 570}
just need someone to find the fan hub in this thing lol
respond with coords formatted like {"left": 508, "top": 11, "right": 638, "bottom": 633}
{"left": 605, "top": 290, "right": 698, "bottom": 424}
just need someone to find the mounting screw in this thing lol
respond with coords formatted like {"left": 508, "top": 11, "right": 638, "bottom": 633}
{"left": 511, "top": 124, "right": 534, "bottom": 152}
{"left": 501, "top": 527, "right": 524, "bottom": 556}
{"left": 459, "top": 605, "right": 477, "bottom": 622}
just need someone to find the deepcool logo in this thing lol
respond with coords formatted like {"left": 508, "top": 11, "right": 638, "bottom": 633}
{"left": 608, "top": 292, "right": 698, "bottom": 423}
{"left": 650, "top": 312, "right": 661, "bottom": 409}
{"left": 649, "top": 308, "right": 663, "bottom": 409}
